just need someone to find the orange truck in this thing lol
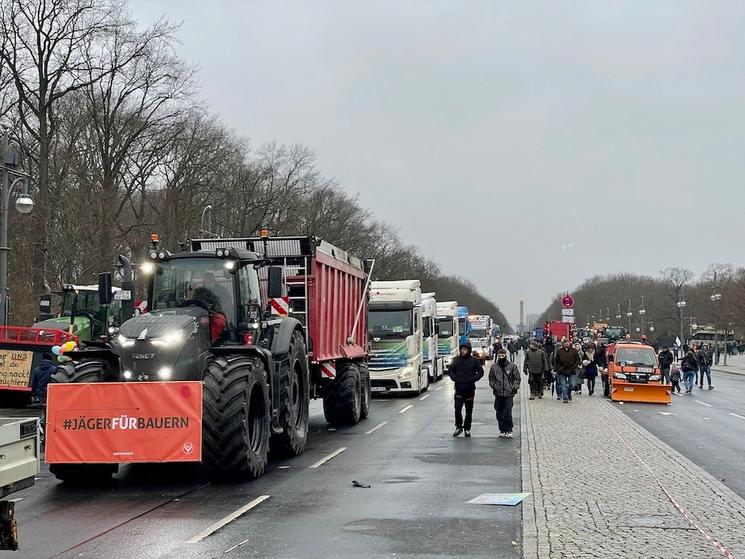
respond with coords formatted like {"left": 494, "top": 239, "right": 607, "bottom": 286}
{"left": 605, "top": 341, "right": 671, "bottom": 405}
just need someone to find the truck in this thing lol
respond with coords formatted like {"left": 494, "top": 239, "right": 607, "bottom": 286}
{"left": 436, "top": 301, "right": 459, "bottom": 368}
{"left": 544, "top": 320, "right": 571, "bottom": 342}
{"left": 0, "top": 417, "right": 40, "bottom": 550}
{"left": 45, "top": 233, "right": 371, "bottom": 483}
{"left": 456, "top": 306, "right": 472, "bottom": 346}
{"left": 421, "top": 293, "right": 444, "bottom": 382}
{"left": 605, "top": 341, "right": 671, "bottom": 404}
{"left": 368, "top": 280, "right": 429, "bottom": 394}
{"left": 468, "top": 314, "right": 493, "bottom": 364}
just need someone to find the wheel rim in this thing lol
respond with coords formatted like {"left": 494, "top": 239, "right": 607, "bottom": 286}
{"left": 248, "top": 383, "right": 266, "bottom": 454}
{"left": 291, "top": 361, "right": 305, "bottom": 429}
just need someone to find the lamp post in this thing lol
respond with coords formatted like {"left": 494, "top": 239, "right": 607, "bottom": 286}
{"left": 639, "top": 295, "right": 646, "bottom": 336}
{"left": 711, "top": 293, "right": 722, "bottom": 365}
{"left": 677, "top": 300, "right": 687, "bottom": 356}
{"left": 1, "top": 130, "right": 34, "bottom": 325}
{"left": 616, "top": 303, "right": 622, "bottom": 321}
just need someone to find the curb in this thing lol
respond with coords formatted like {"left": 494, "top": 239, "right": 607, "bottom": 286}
{"left": 520, "top": 375, "right": 537, "bottom": 559}
{"left": 711, "top": 366, "right": 745, "bottom": 377}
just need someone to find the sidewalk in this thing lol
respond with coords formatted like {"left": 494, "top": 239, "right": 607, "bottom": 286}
{"left": 711, "top": 353, "right": 745, "bottom": 377}
{"left": 520, "top": 383, "right": 745, "bottom": 558}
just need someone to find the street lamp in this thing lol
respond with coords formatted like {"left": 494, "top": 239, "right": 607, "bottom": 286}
{"left": 1, "top": 131, "right": 34, "bottom": 325}
{"left": 711, "top": 293, "right": 723, "bottom": 365}
{"left": 676, "top": 300, "right": 687, "bottom": 351}
{"left": 639, "top": 295, "right": 646, "bottom": 336}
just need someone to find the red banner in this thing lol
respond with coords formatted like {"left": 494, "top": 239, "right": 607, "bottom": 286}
{"left": 46, "top": 381, "right": 202, "bottom": 464}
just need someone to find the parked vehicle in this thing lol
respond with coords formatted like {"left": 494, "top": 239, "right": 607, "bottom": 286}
{"left": 421, "top": 293, "right": 444, "bottom": 382}
{"left": 45, "top": 233, "right": 371, "bottom": 483}
{"left": 606, "top": 341, "right": 671, "bottom": 405}
{"left": 436, "top": 301, "right": 459, "bottom": 367}
{"left": 456, "top": 306, "right": 471, "bottom": 346}
{"left": 468, "top": 314, "right": 493, "bottom": 364}
{"left": 544, "top": 320, "right": 571, "bottom": 342}
{"left": 368, "top": 280, "right": 428, "bottom": 395}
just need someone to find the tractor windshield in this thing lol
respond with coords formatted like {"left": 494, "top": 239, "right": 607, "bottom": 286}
{"left": 151, "top": 258, "right": 237, "bottom": 327}
{"left": 62, "top": 290, "right": 100, "bottom": 316}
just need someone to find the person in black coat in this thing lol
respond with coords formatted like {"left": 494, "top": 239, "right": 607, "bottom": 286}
{"left": 447, "top": 341, "right": 484, "bottom": 437}
{"left": 658, "top": 346, "right": 674, "bottom": 384}
{"left": 30, "top": 353, "right": 56, "bottom": 430}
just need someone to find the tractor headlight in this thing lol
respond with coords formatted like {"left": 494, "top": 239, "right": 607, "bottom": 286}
{"left": 151, "top": 329, "right": 184, "bottom": 347}
{"left": 158, "top": 367, "right": 173, "bottom": 379}
{"left": 614, "top": 373, "right": 627, "bottom": 379}
{"left": 117, "top": 334, "right": 134, "bottom": 348}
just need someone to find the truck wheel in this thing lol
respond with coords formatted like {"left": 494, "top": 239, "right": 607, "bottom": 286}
{"left": 323, "top": 363, "right": 361, "bottom": 425}
{"left": 358, "top": 363, "right": 371, "bottom": 419}
{"left": 271, "top": 330, "right": 309, "bottom": 457}
{"left": 49, "top": 360, "right": 117, "bottom": 484}
{"left": 203, "top": 355, "right": 270, "bottom": 480}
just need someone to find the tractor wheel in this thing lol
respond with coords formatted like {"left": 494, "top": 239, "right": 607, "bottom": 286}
{"left": 49, "top": 359, "right": 118, "bottom": 484}
{"left": 323, "top": 363, "right": 361, "bottom": 426}
{"left": 203, "top": 355, "right": 270, "bottom": 480}
{"left": 358, "top": 363, "right": 371, "bottom": 420}
{"left": 271, "top": 330, "right": 310, "bottom": 457}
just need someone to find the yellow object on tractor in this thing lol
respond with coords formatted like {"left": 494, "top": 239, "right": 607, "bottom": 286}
{"left": 606, "top": 342, "right": 672, "bottom": 405}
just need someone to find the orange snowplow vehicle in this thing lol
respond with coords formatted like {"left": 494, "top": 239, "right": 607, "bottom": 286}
{"left": 606, "top": 341, "right": 671, "bottom": 405}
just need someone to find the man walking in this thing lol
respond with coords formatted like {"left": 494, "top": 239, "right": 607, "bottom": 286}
{"left": 523, "top": 340, "right": 549, "bottom": 400}
{"left": 553, "top": 338, "right": 581, "bottom": 403}
{"left": 658, "top": 345, "right": 674, "bottom": 385}
{"left": 698, "top": 344, "right": 714, "bottom": 390}
{"left": 489, "top": 348, "right": 521, "bottom": 438}
{"left": 680, "top": 347, "right": 699, "bottom": 394}
{"left": 447, "top": 341, "right": 484, "bottom": 438}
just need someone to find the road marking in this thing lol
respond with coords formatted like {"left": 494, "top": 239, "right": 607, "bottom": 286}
{"left": 695, "top": 400, "right": 712, "bottom": 407}
{"left": 399, "top": 404, "right": 414, "bottom": 414}
{"left": 309, "top": 447, "right": 347, "bottom": 468}
{"left": 187, "top": 495, "right": 270, "bottom": 543}
{"left": 224, "top": 538, "right": 251, "bottom": 554}
{"left": 730, "top": 412, "right": 745, "bottom": 420}
{"left": 435, "top": 386, "right": 443, "bottom": 392}
{"left": 658, "top": 412, "right": 673, "bottom": 416}
{"left": 365, "top": 421, "right": 388, "bottom": 434}
{"left": 419, "top": 394, "right": 430, "bottom": 401}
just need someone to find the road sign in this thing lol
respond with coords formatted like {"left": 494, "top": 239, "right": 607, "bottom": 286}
{"left": 561, "top": 308, "right": 574, "bottom": 317}
{"left": 561, "top": 294, "right": 574, "bottom": 309}
{"left": 562, "top": 316, "right": 575, "bottom": 324}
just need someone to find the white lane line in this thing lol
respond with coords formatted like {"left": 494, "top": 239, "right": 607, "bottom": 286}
{"left": 695, "top": 400, "right": 712, "bottom": 407}
{"left": 309, "top": 447, "right": 347, "bottom": 469}
{"left": 365, "top": 421, "right": 388, "bottom": 434}
{"left": 658, "top": 412, "right": 674, "bottom": 416}
{"left": 224, "top": 538, "right": 250, "bottom": 554}
{"left": 435, "top": 386, "right": 443, "bottom": 392}
{"left": 730, "top": 412, "right": 745, "bottom": 420}
{"left": 419, "top": 394, "right": 430, "bottom": 401}
{"left": 399, "top": 404, "right": 414, "bottom": 414}
{"left": 187, "top": 495, "right": 270, "bottom": 543}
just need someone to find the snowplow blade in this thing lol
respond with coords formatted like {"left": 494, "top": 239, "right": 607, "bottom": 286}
{"left": 611, "top": 382, "right": 672, "bottom": 405}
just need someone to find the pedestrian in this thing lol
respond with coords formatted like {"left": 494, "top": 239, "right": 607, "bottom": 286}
{"left": 523, "top": 339, "right": 549, "bottom": 400}
{"left": 573, "top": 341, "right": 584, "bottom": 394}
{"left": 492, "top": 337, "right": 503, "bottom": 355}
{"left": 581, "top": 342, "right": 601, "bottom": 396}
{"left": 698, "top": 344, "right": 714, "bottom": 390}
{"left": 508, "top": 340, "right": 517, "bottom": 363}
{"left": 446, "top": 341, "right": 484, "bottom": 438}
{"left": 658, "top": 345, "right": 674, "bottom": 385}
{"left": 641, "top": 335, "right": 652, "bottom": 347}
{"left": 489, "top": 348, "right": 521, "bottom": 438}
{"left": 552, "top": 338, "right": 581, "bottom": 403}
{"left": 30, "top": 353, "right": 56, "bottom": 430}
{"left": 670, "top": 363, "right": 682, "bottom": 394}
{"left": 680, "top": 347, "right": 699, "bottom": 394}
{"left": 543, "top": 337, "right": 555, "bottom": 360}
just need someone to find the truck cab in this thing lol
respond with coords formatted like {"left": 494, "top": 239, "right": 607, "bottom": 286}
{"left": 436, "top": 301, "right": 459, "bottom": 368}
{"left": 420, "top": 293, "right": 443, "bottom": 382}
{"left": 469, "top": 314, "right": 493, "bottom": 364}
{"left": 457, "top": 306, "right": 472, "bottom": 346}
{"left": 368, "top": 281, "right": 427, "bottom": 395}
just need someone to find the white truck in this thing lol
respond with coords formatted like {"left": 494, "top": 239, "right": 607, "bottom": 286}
{"left": 436, "top": 301, "right": 459, "bottom": 368}
{"left": 0, "top": 417, "right": 40, "bottom": 550}
{"left": 368, "top": 280, "right": 429, "bottom": 394}
{"left": 469, "top": 314, "right": 494, "bottom": 364}
{"left": 421, "top": 293, "right": 444, "bottom": 382}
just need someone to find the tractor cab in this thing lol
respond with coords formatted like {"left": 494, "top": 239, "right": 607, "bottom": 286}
{"left": 33, "top": 285, "right": 121, "bottom": 341}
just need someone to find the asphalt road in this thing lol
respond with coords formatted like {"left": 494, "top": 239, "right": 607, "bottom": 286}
{"left": 618, "top": 369, "right": 745, "bottom": 499}
{"left": 0, "top": 369, "right": 522, "bottom": 559}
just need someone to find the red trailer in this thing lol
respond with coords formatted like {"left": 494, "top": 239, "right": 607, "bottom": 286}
{"left": 191, "top": 236, "right": 371, "bottom": 425}
{"left": 544, "top": 320, "right": 572, "bottom": 342}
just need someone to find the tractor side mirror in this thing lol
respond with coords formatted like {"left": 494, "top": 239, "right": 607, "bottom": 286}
{"left": 98, "top": 272, "right": 113, "bottom": 306}
{"left": 267, "top": 266, "right": 283, "bottom": 299}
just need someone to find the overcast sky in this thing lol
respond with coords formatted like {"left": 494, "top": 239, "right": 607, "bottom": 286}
{"left": 130, "top": 1, "right": 745, "bottom": 325}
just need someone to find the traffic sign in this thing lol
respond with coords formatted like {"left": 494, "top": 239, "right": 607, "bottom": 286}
{"left": 561, "top": 294, "right": 574, "bottom": 309}
{"left": 561, "top": 308, "right": 574, "bottom": 316}
{"left": 562, "top": 316, "right": 575, "bottom": 324}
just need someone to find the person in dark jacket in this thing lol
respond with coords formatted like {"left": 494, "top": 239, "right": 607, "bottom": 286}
{"left": 30, "top": 353, "right": 56, "bottom": 429}
{"left": 658, "top": 346, "right": 674, "bottom": 385}
{"left": 447, "top": 341, "right": 484, "bottom": 437}
{"left": 523, "top": 340, "right": 549, "bottom": 400}
{"left": 489, "top": 348, "right": 521, "bottom": 437}
{"left": 680, "top": 348, "right": 699, "bottom": 394}
{"left": 698, "top": 344, "right": 714, "bottom": 390}
{"left": 581, "top": 342, "right": 601, "bottom": 396}
{"left": 552, "top": 338, "right": 581, "bottom": 403}
{"left": 543, "top": 337, "right": 556, "bottom": 360}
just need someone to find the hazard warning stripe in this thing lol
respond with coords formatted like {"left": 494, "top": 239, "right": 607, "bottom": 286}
{"left": 270, "top": 297, "right": 290, "bottom": 316}
{"left": 320, "top": 363, "right": 336, "bottom": 379}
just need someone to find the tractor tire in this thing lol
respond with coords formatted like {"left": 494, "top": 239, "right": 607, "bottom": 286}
{"left": 271, "top": 330, "right": 310, "bottom": 457}
{"left": 358, "top": 363, "right": 371, "bottom": 420}
{"left": 49, "top": 359, "right": 118, "bottom": 484}
{"left": 203, "top": 355, "right": 271, "bottom": 480}
{"left": 323, "top": 363, "right": 361, "bottom": 426}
